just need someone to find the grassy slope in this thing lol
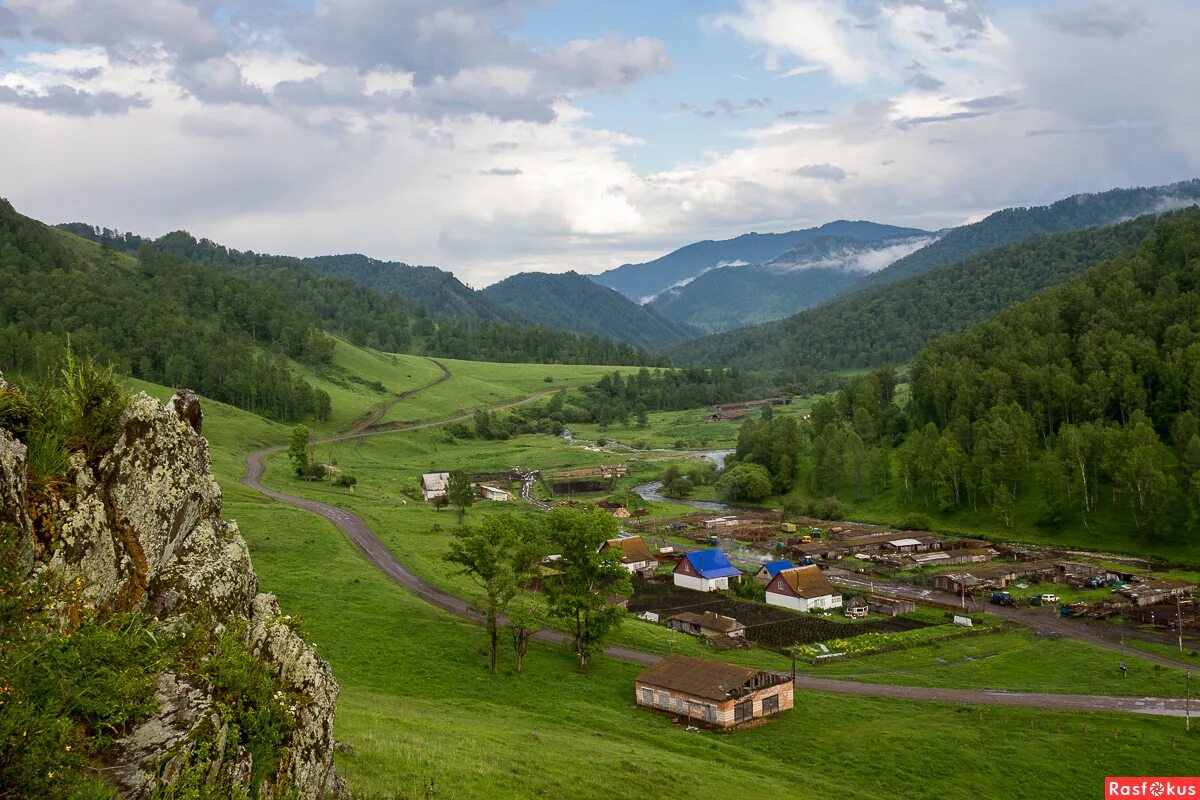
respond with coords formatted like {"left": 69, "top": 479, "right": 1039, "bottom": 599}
{"left": 138, "top": 346, "right": 1200, "bottom": 800}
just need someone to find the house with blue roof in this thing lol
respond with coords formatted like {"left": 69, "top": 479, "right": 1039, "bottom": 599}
{"left": 752, "top": 560, "right": 794, "bottom": 586}
{"left": 673, "top": 549, "right": 743, "bottom": 592}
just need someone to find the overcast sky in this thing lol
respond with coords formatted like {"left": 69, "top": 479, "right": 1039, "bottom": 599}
{"left": 1, "top": 0, "right": 1196, "bottom": 286}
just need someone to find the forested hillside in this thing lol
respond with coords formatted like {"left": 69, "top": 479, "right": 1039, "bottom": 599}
{"left": 482, "top": 271, "right": 697, "bottom": 349}
{"left": 59, "top": 224, "right": 505, "bottom": 322}
{"left": 594, "top": 220, "right": 928, "bottom": 302}
{"left": 54, "top": 221, "right": 666, "bottom": 367}
{"left": 666, "top": 212, "right": 1167, "bottom": 370}
{"left": 648, "top": 234, "right": 934, "bottom": 334}
{"left": 4, "top": 202, "right": 334, "bottom": 421}
{"left": 733, "top": 209, "right": 1200, "bottom": 547}
{"left": 864, "top": 178, "right": 1200, "bottom": 287}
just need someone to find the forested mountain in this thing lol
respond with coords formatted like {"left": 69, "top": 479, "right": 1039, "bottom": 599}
{"left": 863, "top": 178, "right": 1200, "bottom": 288}
{"left": 735, "top": 208, "right": 1200, "bottom": 543}
{"left": 648, "top": 233, "right": 935, "bottom": 334}
{"left": 58, "top": 223, "right": 505, "bottom": 321}
{"left": 482, "top": 271, "right": 697, "bottom": 349}
{"left": 53, "top": 220, "right": 667, "bottom": 368}
{"left": 665, "top": 212, "right": 1169, "bottom": 369}
{"left": 593, "top": 220, "right": 929, "bottom": 303}
{"left": 5, "top": 202, "right": 335, "bottom": 422}
{"left": 299, "top": 254, "right": 508, "bottom": 320}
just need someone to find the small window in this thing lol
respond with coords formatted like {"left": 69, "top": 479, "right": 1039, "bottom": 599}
{"left": 641, "top": 688, "right": 653, "bottom": 705}
{"left": 656, "top": 691, "right": 670, "bottom": 708}
{"left": 762, "top": 695, "right": 780, "bottom": 715}
{"left": 706, "top": 705, "right": 717, "bottom": 723}
{"left": 734, "top": 700, "right": 753, "bottom": 723}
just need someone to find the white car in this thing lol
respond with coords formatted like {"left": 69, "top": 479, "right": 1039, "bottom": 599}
{"left": 1040, "top": 594, "right": 1060, "bottom": 604}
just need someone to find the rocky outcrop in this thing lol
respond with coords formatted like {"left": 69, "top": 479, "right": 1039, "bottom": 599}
{"left": 1, "top": 387, "right": 343, "bottom": 799}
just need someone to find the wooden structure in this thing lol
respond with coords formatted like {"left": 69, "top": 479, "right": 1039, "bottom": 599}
{"left": 844, "top": 597, "right": 869, "bottom": 618}
{"left": 666, "top": 611, "right": 746, "bottom": 639}
{"left": 420, "top": 472, "right": 449, "bottom": 500}
{"left": 635, "top": 654, "right": 793, "bottom": 728}
{"left": 753, "top": 560, "right": 794, "bottom": 585}
{"left": 869, "top": 595, "right": 917, "bottom": 616}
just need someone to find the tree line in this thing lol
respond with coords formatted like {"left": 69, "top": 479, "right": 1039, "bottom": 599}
{"left": 727, "top": 209, "right": 1200, "bottom": 541}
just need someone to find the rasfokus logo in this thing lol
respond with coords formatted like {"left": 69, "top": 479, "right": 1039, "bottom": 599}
{"left": 1106, "top": 778, "right": 1200, "bottom": 798}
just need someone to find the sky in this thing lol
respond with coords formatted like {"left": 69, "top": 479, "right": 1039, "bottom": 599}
{"left": 0, "top": 0, "right": 1196, "bottom": 287}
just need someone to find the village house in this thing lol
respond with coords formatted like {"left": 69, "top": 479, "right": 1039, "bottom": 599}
{"left": 701, "top": 516, "right": 746, "bottom": 529}
{"left": 673, "top": 549, "right": 743, "bottom": 592}
{"left": 600, "top": 536, "right": 658, "bottom": 575}
{"left": 765, "top": 565, "right": 843, "bottom": 612}
{"left": 666, "top": 611, "right": 746, "bottom": 639}
{"left": 420, "top": 472, "right": 450, "bottom": 501}
{"left": 932, "top": 560, "right": 1060, "bottom": 594}
{"left": 753, "top": 560, "right": 794, "bottom": 585}
{"left": 635, "top": 653, "right": 793, "bottom": 728}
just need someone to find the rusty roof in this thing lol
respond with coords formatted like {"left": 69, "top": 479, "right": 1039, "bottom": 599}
{"left": 603, "top": 536, "right": 654, "bottom": 564}
{"left": 771, "top": 565, "right": 837, "bottom": 599}
{"left": 636, "top": 654, "right": 770, "bottom": 702}
{"left": 668, "top": 611, "right": 744, "bottom": 633}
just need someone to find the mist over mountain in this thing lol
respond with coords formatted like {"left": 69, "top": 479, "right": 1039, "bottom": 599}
{"left": 593, "top": 220, "right": 930, "bottom": 303}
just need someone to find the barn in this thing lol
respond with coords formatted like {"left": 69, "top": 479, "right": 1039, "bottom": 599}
{"left": 635, "top": 654, "right": 793, "bottom": 728}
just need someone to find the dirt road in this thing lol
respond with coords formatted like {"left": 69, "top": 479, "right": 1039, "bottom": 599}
{"left": 241, "top": 371, "right": 1196, "bottom": 718}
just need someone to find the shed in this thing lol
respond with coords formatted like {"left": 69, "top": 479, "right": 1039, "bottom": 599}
{"left": 476, "top": 484, "right": 512, "bottom": 502}
{"left": 844, "top": 597, "right": 869, "bottom": 618}
{"left": 667, "top": 611, "right": 746, "bottom": 638}
{"left": 635, "top": 654, "right": 793, "bottom": 728}
{"left": 868, "top": 595, "right": 917, "bottom": 616}
{"left": 673, "top": 549, "right": 743, "bottom": 592}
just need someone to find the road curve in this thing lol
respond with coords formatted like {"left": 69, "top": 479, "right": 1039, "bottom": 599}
{"left": 240, "top": 381, "right": 1194, "bottom": 717}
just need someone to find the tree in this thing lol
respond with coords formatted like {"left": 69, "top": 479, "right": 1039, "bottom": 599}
{"left": 542, "top": 509, "right": 631, "bottom": 669}
{"left": 717, "top": 462, "right": 773, "bottom": 503}
{"left": 446, "top": 470, "right": 474, "bottom": 523}
{"left": 288, "top": 424, "right": 311, "bottom": 478}
{"left": 444, "top": 515, "right": 541, "bottom": 674}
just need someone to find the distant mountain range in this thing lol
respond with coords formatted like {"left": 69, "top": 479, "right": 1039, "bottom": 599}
{"left": 481, "top": 271, "right": 697, "bottom": 351}
{"left": 593, "top": 220, "right": 928, "bottom": 303}
{"left": 646, "top": 232, "right": 936, "bottom": 334}
{"left": 664, "top": 180, "right": 1200, "bottom": 369}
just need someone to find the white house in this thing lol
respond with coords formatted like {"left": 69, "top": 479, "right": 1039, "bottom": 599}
{"left": 765, "top": 565, "right": 843, "bottom": 613}
{"left": 673, "top": 549, "right": 743, "bottom": 592}
{"left": 600, "top": 536, "right": 658, "bottom": 574}
{"left": 477, "top": 484, "right": 512, "bottom": 502}
{"left": 421, "top": 472, "right": 450, "bottom": 501}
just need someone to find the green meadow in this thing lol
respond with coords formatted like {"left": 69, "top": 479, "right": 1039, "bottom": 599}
{"left": 141, "top": 348, "right": 1200, "bottom": 800}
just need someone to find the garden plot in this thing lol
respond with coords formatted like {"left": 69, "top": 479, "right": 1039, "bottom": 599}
{"left": 629, "top": 577, "right": 929, "bottom": 649}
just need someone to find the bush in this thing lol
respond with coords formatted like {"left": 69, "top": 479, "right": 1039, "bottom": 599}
{"left": 332, "top": 474, "right": 357, "bottom": 488}
{"left": 898, "top": 513, "right": 933, "bottom": 531}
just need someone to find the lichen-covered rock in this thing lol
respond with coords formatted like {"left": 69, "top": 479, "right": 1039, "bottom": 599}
{"left": 1, "top": 388, "right": 343, "bottom": 798}
{"left": 0, "top": 426, "right": 34, "bottom": 570}
{"left": 251, "top": 593, "right": 346, "bottom": 800}
{"left": 51, "top": 392, "right": 257, "bottom": 618}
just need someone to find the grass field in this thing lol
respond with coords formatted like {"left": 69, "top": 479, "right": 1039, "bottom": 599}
{"left": 797, "top": 629, "right": 1192, "bottom": 698}
{"left": 130, "top": 341, "right": 1200, "bottom": 800}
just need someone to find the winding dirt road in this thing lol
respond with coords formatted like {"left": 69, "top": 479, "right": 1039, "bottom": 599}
{"left": 241, "top": 370, "right": 1196, "bottom": 718}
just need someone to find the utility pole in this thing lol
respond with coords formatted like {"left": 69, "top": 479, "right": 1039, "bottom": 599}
{"left": 1186, "top": 670, "right": 1191, "bottom": 732}
{"left": 1178, "top": 593, "right": 1184, "bottom": 653}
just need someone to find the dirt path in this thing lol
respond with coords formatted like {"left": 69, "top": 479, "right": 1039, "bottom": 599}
{"left": 348, "top": 357, "right": 451, "bottom": 435}
{"left": 241, "top": 376, "right": 1195, "bottom": 718}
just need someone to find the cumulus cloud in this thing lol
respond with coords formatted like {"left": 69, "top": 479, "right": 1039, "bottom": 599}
{"left": 1042, "top": 1, "right": 1147, "bottom": 39}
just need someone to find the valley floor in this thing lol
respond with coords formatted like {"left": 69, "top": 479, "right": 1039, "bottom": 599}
{"left": 147, "top": 355, "right": 1200, "bottom": 800}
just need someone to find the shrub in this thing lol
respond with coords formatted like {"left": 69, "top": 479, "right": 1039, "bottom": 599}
{"left": 898, "top": 514, "right": 933, "bottom": 531}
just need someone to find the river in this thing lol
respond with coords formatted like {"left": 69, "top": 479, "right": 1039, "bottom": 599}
{"left": 631, "top": 449, "right": 735, "bottom": 511}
